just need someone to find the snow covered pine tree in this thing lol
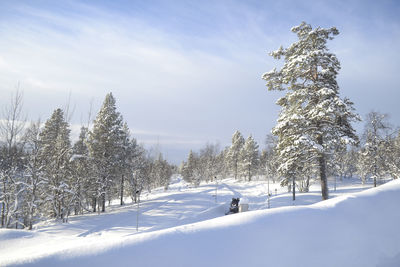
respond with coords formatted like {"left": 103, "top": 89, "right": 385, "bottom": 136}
{"left": 239, "top": 135, "right": 259, "bottom": 181}
{"left": 88, "top": 93, "right": 125, "bottom": 212}
{"left": 71, "top": 126, "right": 91, "bottom": 214}
{"left": 262, "top": 22, "right": 359, "bottom": 200}
{"left": 182, "top": 150, "right": 196, "bottom": 185}
{"left": 38, "top": 108, "right": 72, "bottom": 221}
{"left": 226, "top": 131, "right": 245, "bottom": 180}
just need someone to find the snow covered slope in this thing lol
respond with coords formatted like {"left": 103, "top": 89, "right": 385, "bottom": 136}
{"left": 2, "top": 179, "right": 400, "bottom": 267}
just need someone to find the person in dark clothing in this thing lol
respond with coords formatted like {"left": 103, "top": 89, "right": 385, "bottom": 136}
{"left": 226, "top": 198, "right": 240, "bottom": 214}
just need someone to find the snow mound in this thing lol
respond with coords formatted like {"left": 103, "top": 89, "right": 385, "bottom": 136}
{"left": 6, "top": 179, "right": 400, "bottom": 267}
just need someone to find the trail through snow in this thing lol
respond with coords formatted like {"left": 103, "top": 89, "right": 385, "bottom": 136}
{"left": 1, "top": 177, "right": 399, "bottom": 267}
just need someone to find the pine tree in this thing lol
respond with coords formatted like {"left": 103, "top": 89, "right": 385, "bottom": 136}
{"left": 129, "top": 144, "right": 148, "bottom": 203}
{"left": 344, "top": 146, "right": 358, "bottom": 178}
{"left": 88, "top": 93, "right": 124, "bottom": 212}
{"left": 272, "top": 110, "right": 309, "bottom": 200}
{"left": 262, "top": 22, "right": 359, "bottom": 200}
{"left": 182, "top": 150, "right": 196, "bottom": 184}
{"left": 39, "top": 108, "right": 72, "bottom": 221}
{"left": 226, "top": 131, "right": 245, "bottom": 180}
{"left": 199, "top": 143, "right": 219, "bottom": 182}
{"left": 216, "top": 148, "right": 230, "bottom": 179}
{"left": 117, "top": 123, "right": 137, "bottom": 205}
{"left": 71, "top": 126, "right": 91, "bottom": 214}
{"left": 239, "top": 135, "right": 259, "bottom": 181}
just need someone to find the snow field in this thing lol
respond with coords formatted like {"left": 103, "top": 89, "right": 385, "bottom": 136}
{"left": 1, "top": 177, "right": 399, "bottom": 266}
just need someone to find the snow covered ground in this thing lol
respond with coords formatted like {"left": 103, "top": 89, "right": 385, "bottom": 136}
{"left": 1, "top": 177, "right": 400, "bottom": 267}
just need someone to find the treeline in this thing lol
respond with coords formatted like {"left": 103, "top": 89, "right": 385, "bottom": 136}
{"left": 180, "top": 132, "right": 263, "bottom": 185}
{"left": 180, "top": 111, "right": 400, "bottom": 193}
{"left": 0, "top": 92, "right": 174, "bottom": 229}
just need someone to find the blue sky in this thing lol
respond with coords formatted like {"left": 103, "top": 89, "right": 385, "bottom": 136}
{"left": 1, "top": 0, "right": 399, "bottom": 163}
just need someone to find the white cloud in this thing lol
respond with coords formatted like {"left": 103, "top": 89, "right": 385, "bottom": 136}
{"left": 0, "top": 6, "right": 249, "bottom": 101}
{"left": 1, "top": 1, "right": 399, "bottom": 163}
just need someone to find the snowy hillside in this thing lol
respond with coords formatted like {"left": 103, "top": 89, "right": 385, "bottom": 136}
{"left": 1, "top": 178, "right": 400, "bottom": 267}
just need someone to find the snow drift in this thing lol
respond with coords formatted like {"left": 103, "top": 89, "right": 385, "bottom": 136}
{"left": 5, "top": 179, "right": 400, "bottom": 267}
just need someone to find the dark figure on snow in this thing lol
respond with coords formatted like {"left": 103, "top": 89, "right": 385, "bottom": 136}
{"left": 226, "top": 198, "right": 240, "bottom": 214}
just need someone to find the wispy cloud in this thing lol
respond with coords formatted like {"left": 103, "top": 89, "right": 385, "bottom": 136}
{"left": 1, "top": 0, "right": 399, "bottom": 163}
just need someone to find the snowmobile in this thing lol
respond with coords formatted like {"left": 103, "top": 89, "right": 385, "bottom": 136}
{"left": 225, "top": 198, "right": 240, "bottom": 215}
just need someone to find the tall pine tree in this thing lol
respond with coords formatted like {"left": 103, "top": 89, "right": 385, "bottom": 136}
{"left": 262, "top": 22, "right": 359, "bottom": 200}
{"left": 226, "top": 131, "right": 245, "bottom": 180}
{"left": 71, "top": 126, "right": 91, "bottom": 214}
{"left": 88, "top": 93, "right": 124, "bottom": 212}
{"left": 39, "top": 108, "right": 72, "bottom": 220}
{"left": 239, "top": 135, "right": 259, "bottom": 181}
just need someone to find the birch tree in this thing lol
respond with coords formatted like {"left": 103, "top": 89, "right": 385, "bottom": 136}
{"left": 23, "top": 120, "right": 45, "bottom": 229}
{"left": 0, "top": 89, "right": 26, "bottom": 227}
{"left": 358, "top": 111, "right": 391, "bottom": 186}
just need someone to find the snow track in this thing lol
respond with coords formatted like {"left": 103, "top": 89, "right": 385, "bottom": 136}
{"left": 2, "top": 177, "right": 398, "bottom": 267}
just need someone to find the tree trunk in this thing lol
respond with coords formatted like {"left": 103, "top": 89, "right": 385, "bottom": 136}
{"left": 317, "top": 135, "right": 329, "bottom": 200}
{"left": 101, "top": 175, "right": 106, "bottom": 212}
{"left": 97, "top": 198, "right": 101, "bottom": 214}
{"left": 75, "top": 184, "right": 81, "bottom": 215}
{"left": 305, "top": 176, "right": 310, "bottom": 192}
{"left": 61, "top": 191, "right": 65, "bottom": 221}
{"left": 234, "top": 160, "right": 238, "bottom": 180}
{"left": 1, "top": 181, "right": 6, "bottom": 227}
{"left": 28, "top": 185, "right": 36, "bottom": 229}
{"left": 134, "top": 182, "right": 137, "bottom": 203}
{"left": 92, "top": 197, "right": 97, "bottom": 212}
{"left": 101, "top": 193, "right": 106, "bottom": 212}
{"left": 1, "top": 204, "right": 3, "bottom": 227}
{"left": 292, "top": 176, "right": 296, "bottom": 201}
{"left": 1, "top": 198, "right": 4, "bottom": 227}
{"left": 319, "top": 154, "right": 329, "bottom": 200}
{"left": 120, "top": 175, "right": 124, "bottom": 206}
